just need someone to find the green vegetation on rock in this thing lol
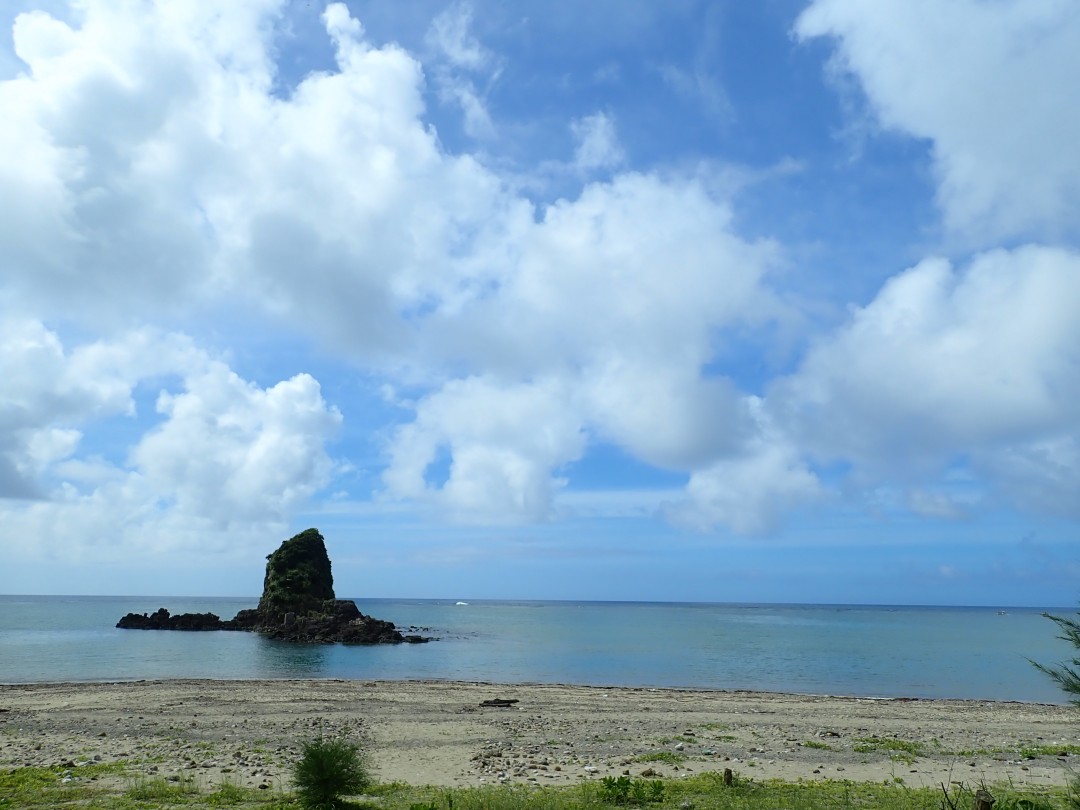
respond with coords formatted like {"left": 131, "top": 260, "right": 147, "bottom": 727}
{"left": 116, "top": 528, "right": 422, "bottom": 643}
{"left": 257, "top": 528, "right": 337, "bottom": 622}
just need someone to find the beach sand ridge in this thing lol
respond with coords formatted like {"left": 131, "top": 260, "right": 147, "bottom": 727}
{"left": 0, "top": 679, "right": 1074, "bottom": 791}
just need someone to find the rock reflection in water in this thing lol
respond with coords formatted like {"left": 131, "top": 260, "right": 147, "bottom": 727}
{"left": 253, "top": 635, "right": 330, "bottom": 678}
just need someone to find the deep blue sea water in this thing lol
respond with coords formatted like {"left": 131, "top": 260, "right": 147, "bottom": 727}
{"left": 0, "top": 596, "right": 1073, "bottom": 703}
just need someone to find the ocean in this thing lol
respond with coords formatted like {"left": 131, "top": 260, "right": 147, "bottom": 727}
{"left": 0, "top": 596, "right": 1072, "bottom": 703}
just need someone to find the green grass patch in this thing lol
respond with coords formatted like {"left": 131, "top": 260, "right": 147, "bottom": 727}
{"left": 0, "top": 762, "right": 294, "bottom": 809}
{"left": 802, "top": 740, "right": 834, "bottom": 750}
{"left": 598, "top": 775, "right": 665, "bottom": 805}
{"left": 0, "top": 766, "right": 72, "bottom": 807}
{"left": 677, "top": 776, "right": 1069, "bottom": 810}
{"left": 853, "top": 738, "right": 926, "bottom": 756}
{"left": 950, "top": 744, "right": 1080, "bottom": 760}
{"left": 1, "top": 760, "right": 1075, "bottom": 810}
{"left": 0, "top": 762, "right": 129, "bottom": 809}
{"left": 633, "top": 751, "right": 687, "bottom": 764}
{"left": 126, "top": 773, "right": 201, "bottom": 800}
{"left": 851, "top": 737, "right": 927, "bottom": 767}
{"left": 206, "top": 779, "right": 263, "bottom": 806}
{"left": 656, "top": 735, "right": 696, "bottom": 745}
{"left": 1019, "top": 744, "right": 1080, "bottom": 759}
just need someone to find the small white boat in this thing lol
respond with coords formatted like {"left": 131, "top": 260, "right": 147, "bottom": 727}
{"left": 455, "top": 601, "right": 469, "bottom": 606}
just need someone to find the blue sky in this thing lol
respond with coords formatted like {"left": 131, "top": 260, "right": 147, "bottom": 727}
{"left": 0, "top": 0, "right": 1077, "bottom": 606}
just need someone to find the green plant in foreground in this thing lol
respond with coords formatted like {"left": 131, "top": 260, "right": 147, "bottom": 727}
{"left": 1031, "top": 604, "right": 1080, "bottom": 810}
{"left": 1032, "top": 609, "right": 1080, "bottom": 705}
{"left": 598, "top": 775, "right": 665, "bottom": 805}
{"left": 2, "top": 766, "right": 1077, "bottom": 810}
{"left": 0, "top": 762, "right": 131, "bottom": 809}
{"left": 293, "top": 736, "right": 372, "bottom": 810}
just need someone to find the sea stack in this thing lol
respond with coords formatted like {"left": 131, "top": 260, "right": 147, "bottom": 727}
{"left": 117, "top": 528, "right": 428, "bottom": 644}
{"left": 257, "top": 527, "right": 336, "bottom": 621}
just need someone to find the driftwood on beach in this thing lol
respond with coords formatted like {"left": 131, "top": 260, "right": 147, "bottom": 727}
{"left": 116, "top": 528, "right": 429, "bottom": 644}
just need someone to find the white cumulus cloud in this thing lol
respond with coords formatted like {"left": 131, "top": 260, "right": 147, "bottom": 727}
{"left": 132, "top": 367, "right": 342, "bottom": 524}
{"left": 3, "top": 0, "right": 1077, "bottom": 555}
{"left": 774, "top": 245, "right": 1080, "bottom": 514}
{"left": 0, "top": 319, "right": 342, "bottom": 559}
{"left": 384, "top": 172, "right": 787, "bottom": 526}
{"left": 383, "top": 376, "right": 586, "bottom": 522}
{"left": 796, "top": 0, "right": 1080, "bottom": 244}
{"left": 667, "top": 398, "right": 823, "bottom": 535}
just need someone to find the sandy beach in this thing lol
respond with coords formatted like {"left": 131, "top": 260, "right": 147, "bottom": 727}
{"left": 0, "top": 680, "right": 1075, "bottom": 792}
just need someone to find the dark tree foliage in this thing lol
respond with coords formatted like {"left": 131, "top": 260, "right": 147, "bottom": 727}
{"left": 1033, "top": 609, "right": 1080, "bottom": 706}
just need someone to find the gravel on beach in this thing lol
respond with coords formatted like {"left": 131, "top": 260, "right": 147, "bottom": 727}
{"left": 0, "top": 679, "right": 1075, "bottom": 792}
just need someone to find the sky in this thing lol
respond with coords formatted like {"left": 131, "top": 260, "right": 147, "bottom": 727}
{"left": 0, "top": 0, "right": 1077, "bottom": 606}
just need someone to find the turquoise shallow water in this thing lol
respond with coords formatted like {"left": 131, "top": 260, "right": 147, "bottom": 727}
{"left": 0, "top": 596, "right": 1072, "bottom": 702}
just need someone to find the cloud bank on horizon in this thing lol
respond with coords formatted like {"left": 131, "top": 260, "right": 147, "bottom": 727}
{"left": 0, "top": 0, "right": 1077, "bottom": 602}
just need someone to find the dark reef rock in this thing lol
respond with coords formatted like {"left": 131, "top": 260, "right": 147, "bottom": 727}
{"left": 262, "top": 598, "right": 412, "bottom": 644}
{"left": 116, "top": 528, "right": 429, "bottom": 645}
{"left": 116, "top": 608, "right": 224, "bottom": 631}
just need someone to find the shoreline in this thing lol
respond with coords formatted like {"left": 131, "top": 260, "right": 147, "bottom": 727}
{"left": 3, "top": 675, "right": 1069, "bottom": 707}
{"left": 1, "top": 679, "right": 1076, "bottom": 791}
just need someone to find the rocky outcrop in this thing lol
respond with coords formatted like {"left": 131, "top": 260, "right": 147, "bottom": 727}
{"left": 116, "top": 529, "right": 429, "bottom": 644}
{"left": 262, "top": 598, "right": 417, "bottom": 644}
{"left": 116, "top": 608, "right": 225, "bottom": 631}
{"left": 256, "top": 528, "right": 337, "bottom": 623}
